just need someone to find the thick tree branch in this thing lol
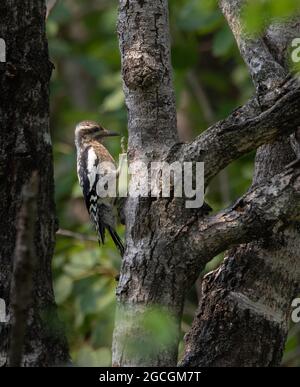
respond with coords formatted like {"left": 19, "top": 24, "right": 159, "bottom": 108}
{"left": 182, "top": 138, "right": 300, "bottom": 367}
{"left": 219, "top": 0, "right": 287, "bottom": 96}
{"left": 179, "top": 160, "right": 300, "bottom": 266}
{"left": 170, "top": 78, "right": 300, "bottom": 185}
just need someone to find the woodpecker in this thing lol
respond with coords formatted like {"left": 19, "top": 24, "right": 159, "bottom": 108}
{"left": 75, "top": 120, "right": 125, "bottom": 255}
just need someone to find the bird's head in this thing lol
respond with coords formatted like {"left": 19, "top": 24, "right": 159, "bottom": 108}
{"left": 75, "top": 121, "right": 119, "bottom": 145}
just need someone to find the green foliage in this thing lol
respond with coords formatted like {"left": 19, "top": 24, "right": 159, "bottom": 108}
{"left": 177, "top": 0, "right": 222, "bottom": 33}
{"left": 75, "top": 346, "right": 111, "bottom": 367}
{"left": 212, "top": 24, "right": 235, "bottom": 57}
{"left": 48, "top": 0, "right": 299, "bottom": 367}
{"left": 242, "top": 0, "right": 300, "bottom": 35}
{"left": 121, "top": 306, "right": 178, "bottom": 359}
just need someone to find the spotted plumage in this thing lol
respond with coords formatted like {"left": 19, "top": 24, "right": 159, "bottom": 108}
{"left": 75, "top": 121, "right": 124, "bottom": 255}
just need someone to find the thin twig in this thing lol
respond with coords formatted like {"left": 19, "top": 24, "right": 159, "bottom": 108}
{"left": 187, "top": 71, "right": 215, "bottom": 124}
{"left": 56, "top": 228, "right": 98, "bottom": 243}
{"left": 46, "top": 0, "right": 57, "bottom": 19}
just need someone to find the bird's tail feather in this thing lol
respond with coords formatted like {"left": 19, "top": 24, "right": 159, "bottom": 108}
{"left": 96, "top": 221, "right": 105, "bottom": 245}
{"left": 88, "top": 194, "right": 124, "bottom": 255}
{"left": 107, "top": 226, "right": 125, "bottom": 256}
{"left": 88, "top": 195, "right": 105, "bottom": 244}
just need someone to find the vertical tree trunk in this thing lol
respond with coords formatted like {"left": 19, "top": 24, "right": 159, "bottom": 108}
{"left": 112, "top": 0, "right": 181, "bottom": 366}
{"left": 0, "top": 0, "right": 69, "bottom": 366}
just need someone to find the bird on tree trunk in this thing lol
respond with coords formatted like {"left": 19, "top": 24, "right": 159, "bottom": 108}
{"left": 75, "top": 120, "right": 125, "bottom": 255}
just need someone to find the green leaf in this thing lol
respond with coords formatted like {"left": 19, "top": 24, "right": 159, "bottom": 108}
{"left": 178, "top": 0, "right": 221, "bottom": 33}
{"left": 213, "top": 25, "right": 234, "bottom": 57}
{"left": 242, "top": 1, "right": 268, "bottom": 35}
{"left": 101, "top": 89, "right": 124, "bottom": 112}
{"left": 54, "top": 275, "right": 73, "bottom": 304}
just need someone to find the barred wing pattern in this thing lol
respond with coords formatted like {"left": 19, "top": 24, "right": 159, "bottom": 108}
{"left": 77, "top": 145, "right": 124, "bottom": 255}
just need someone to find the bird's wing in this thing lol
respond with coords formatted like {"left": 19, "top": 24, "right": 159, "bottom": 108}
{"left": 78, "top": 146, "right": 97, "bottom": 204}
{"left": 78, "top": 146, "right": 124, "bottom": 254}
{"left": 78, "top": 146, "right": 115, "bottom": 201}
{"left": 77, "top": 146, "right": 104, "bottom": 241}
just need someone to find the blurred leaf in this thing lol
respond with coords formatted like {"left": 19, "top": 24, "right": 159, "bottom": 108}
{"left": 178, "top": 0, "right": 221, "bottom": 33}
{"left": 243, "top": 1, "right": 268, "bottom": 35}
{"left": 213, "top": 25, "right": 234, "bottom": 57}
{"left": 74, "top": 276, "right": 114, "bottom": 316}
{"left": 124, "top": 306, "right": 178, "bottom": 358}
{"left": 75, "top": 346, "right": 111, "bottom": 367}
{"left": 49, "top": 39, "right": 72, "bottom": 57}
{"left": 101, "top": 89, "right": 124, "bottom": 112}
{"left": 46, "top": 20, "right": 59, "bottom": 37}
{"left": 48, "top": 1, "right": 71, "bottom": 24}
{"left": 172, "top": 41, "right": 198, "bottom": 69}
{"left": 54, "top": 275, "right": 73, "bottom": 304}
{"left": 242, "top": 0, "right": 300, "bottom": 35}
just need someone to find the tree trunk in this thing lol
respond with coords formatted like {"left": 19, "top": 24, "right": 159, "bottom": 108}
{"left": 0, "top": 0, "right": 69, "bottom": 366}
{"left": 112, "top": 0, "right": 181, "bottom": 367}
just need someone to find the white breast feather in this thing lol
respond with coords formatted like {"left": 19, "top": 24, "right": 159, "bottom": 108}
{"left": 87, "top": 147, "right": 98, "bottom": 188}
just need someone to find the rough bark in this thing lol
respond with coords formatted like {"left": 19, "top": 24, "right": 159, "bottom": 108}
{"left": 182, "top": 140, "right": 300, "bottom": 367}
{"left": 113, "top": 0, "right": 300, "bottom": 367}
{"left": 0, "top": 1, "right": 69, "bottom": 366}
{"left": 182, "top": 2, "right": 300, "bottom": 367}
{"left": 113, "top": 0, "right": 180, "bottom": 367}
{"left": 8, "top": 172, "right": 39, "bottom": 367}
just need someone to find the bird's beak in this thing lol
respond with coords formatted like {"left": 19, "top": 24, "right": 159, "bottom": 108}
{"left": 92, "top": 127, "right": 120, "bottom": 139}
{"left": 101, "top": 129, "right": 120, "bottom": 137}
